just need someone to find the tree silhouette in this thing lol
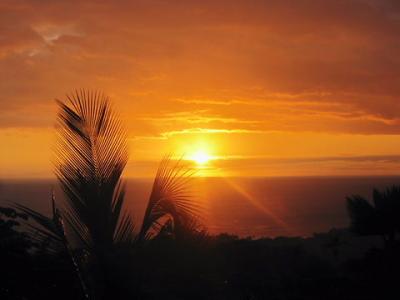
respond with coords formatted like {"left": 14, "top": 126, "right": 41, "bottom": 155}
{"left": 16, "top": 90, "right": 203, "bottom": 299}
{"left": 347, "top": 185, "right": 400, "bottom": 247}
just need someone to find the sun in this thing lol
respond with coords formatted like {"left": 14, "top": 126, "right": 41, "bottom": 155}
{"left": 189, "top": 150, "right": 212, "bottom": 165}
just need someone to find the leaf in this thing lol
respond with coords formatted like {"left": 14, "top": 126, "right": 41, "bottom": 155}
{"left": 55, "top": 89, "right": 134, "bottom": 255}
{"left": 138, "top": 156, "right": 203, "bottom": 240}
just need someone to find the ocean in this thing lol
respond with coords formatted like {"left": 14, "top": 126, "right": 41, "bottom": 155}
{"left": 1, "top": 176, "right": 399, "bottom": 237}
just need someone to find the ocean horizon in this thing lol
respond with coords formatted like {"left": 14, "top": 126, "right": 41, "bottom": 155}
{"left": 2, "top": 176, "right": 400, "bottom": 238}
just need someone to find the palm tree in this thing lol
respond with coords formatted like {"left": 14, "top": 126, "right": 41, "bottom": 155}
{"left": 138, "top": 156, "right": 202, "bottom": 241}
{"left": 347, "top": 185, "right": 400, "bottom": 247}
{"left": 17, "top": 90, "right": 203, "bottom": 299}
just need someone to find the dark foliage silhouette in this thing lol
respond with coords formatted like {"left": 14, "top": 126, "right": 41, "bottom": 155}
{"left": 138, "top": 157, "right": 202, "bottom": 241}
{"left": 0, "top": 206, "right": 31, "bottom": 258}
{"left": 56, "top": 90, "right": 133, "bottom": 254}
{"left": 11, "top": 90, "right": 202, "bottom": 299}
{"left": 15, "top": 193, "right": 90, "bottom": 298}
{"left": 347, "top": 185, "right": 400, "bottom": 247}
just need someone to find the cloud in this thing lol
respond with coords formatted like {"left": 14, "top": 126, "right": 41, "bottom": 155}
{"left": 140, "top": 110, "right": 261, "bottom": 128}
{"left": 160, "top": 128, "right": 263, "bottom": 137}
{"left": 221, "top": 155, "right": 400, "bottom": 165}
{"left": 210, "top": 154, "right": 400, "bottom": 176}
{"left": 1, "top": 0, "right": 400, "bottom": 136}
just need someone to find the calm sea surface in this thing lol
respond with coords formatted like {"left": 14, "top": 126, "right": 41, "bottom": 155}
{"left": 1, "top": 177, "right": 399, "bottom": 237}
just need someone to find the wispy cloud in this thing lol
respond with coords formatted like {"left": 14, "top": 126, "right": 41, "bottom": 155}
{"left": 140, "top": 110, "right": 261, "bottom": 125}
{"left": 160, "top": 128, "right": 265, "bottom": 137}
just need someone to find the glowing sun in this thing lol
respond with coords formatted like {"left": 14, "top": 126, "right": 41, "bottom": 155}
{"left": 189, "top": 150, "right": 212, "bottom": 165}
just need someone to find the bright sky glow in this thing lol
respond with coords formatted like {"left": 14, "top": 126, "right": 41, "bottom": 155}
{"left": 189, "top": 150, "right": 212, "bottom": 165}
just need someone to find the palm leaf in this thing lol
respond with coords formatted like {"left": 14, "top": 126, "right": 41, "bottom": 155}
{"left": 15, "top": 194, "right": 90, "bottom": 299}
{"left": 14, "top": 203, "right": 65, "bottom": 253}
{"left": 138, "top": 156, "right": 203, "bottom": 240}
{"left": 55, "top": 89, "right": 135, "bottom": 255}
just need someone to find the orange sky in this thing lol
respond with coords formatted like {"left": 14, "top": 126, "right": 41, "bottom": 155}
{"left": 2, "top": 0, "right": 400, "bottom": 178}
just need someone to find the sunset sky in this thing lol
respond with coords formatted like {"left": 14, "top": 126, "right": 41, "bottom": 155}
{"left": 2, "top": 0, "right": 400, "bottom": 178}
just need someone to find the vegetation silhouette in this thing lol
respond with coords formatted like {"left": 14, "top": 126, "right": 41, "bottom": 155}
{"left": 13, "top": 90, "right": 203, "bottom": 299}
{"left": 347, "top": 185, "right": 400, "bottom": 247}
{"left": 345, "top": 186, "right": 400, "bottom": 300}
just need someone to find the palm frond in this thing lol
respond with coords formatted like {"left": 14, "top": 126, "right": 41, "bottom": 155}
{"left": 55, "top": 89, "right": 134, "bottom": 254}
{"left": 14, "top": 197, "right": 65, "bottom": 254}
{"left": 346, "top": 195, "right": 377, "bottom": 236}
{"left": 138, "top": 156, "right": 203, "bottom": 240}
{"left": 15, "top": 194, "right": 90, "bottom": 299}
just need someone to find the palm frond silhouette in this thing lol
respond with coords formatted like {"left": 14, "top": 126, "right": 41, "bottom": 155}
{"left": 16, "top": 192, "right": 90, "bottom": 298}
{"left": 139, "top": 157, "right": 202, "bottom": 240}
{"left": 14, "top": 201, "right": 64, "bottom": 254}
{"left": 55, "top": 90, "right": 134, "bottom": 256}
{"left": 14, "top": 90, "right": 203, "bottom": 298}
{"left": 347, "top": 185, "right": 400, "bottom": 247}
{"left": 16, "top": 92, "right": 202, "bottom": 250}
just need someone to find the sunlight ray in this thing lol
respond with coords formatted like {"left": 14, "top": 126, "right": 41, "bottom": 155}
{"left": 222, "top": 177, "right": 293, "bottom": 235}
